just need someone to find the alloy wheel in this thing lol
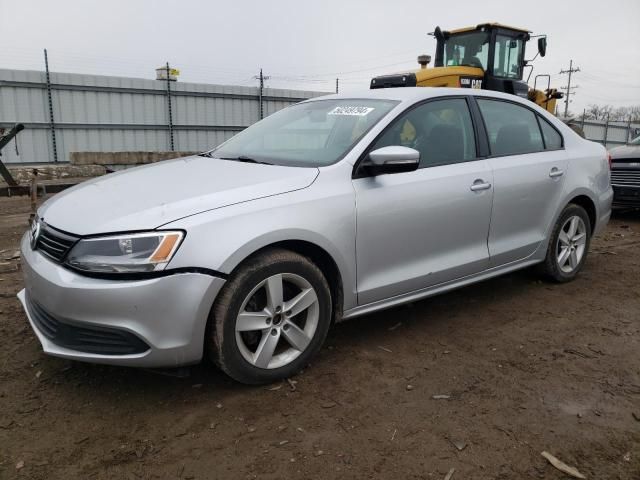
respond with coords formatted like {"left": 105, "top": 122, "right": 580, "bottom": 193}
{"left": 556, "top": 215, "right": 587, "bottom": 273}
{"left": 235, "top": 273, "right": 319, "bottom": 369}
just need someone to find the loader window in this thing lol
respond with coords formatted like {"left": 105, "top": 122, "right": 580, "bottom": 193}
{"left": 493, "top": 35, "right": 524, "bottom": 79}
{"left": 443, "top": 32, "right": 490, "bottom": 70}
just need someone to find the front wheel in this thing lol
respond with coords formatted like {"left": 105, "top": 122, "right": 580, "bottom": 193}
{"left": 208, "top": 249, "right": 332, "bottom": 385}
{"left": 540, "top": 204, "right": 591, "bottom": 282}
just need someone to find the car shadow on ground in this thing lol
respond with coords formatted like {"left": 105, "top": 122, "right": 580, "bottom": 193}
{"left": 47, "top": 265, "right": 543, "bottom": 400}
{"left": 611, "top": 208, "right": 639, "bottom": 221}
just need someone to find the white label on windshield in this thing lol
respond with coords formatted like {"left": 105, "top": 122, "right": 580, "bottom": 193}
{"left": 328, "top": 106, "right": 374, "bottom": 116}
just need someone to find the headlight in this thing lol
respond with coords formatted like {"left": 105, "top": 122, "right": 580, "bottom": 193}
{"left": 65, "top": 231, "right": 184, "bottom": 273}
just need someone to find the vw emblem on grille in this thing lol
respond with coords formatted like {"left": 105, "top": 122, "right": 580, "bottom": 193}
{"left": 30, "top": 219, "right": 41, "bottom": 250}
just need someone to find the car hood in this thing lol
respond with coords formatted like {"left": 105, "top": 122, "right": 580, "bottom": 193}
{"left": 39, "top": 156, "right": 319, "bottom": 235}
{"left": 609, "top": 144, "right": 640, "bottom": 160}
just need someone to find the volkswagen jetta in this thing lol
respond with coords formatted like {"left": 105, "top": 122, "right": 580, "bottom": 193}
{"left": 18, "top": 88, "right": 612, "bottom": 384}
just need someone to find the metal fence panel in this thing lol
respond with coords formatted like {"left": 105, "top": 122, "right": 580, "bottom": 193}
{"left": 571, "top": 118, "right": 640, "bottom": 149}
{"left": 0, "top": 68, "right": 326, "bottom": 164}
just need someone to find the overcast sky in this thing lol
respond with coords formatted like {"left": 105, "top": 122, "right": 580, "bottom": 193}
{"left": 1, "top": 0, "right": 638, "bottom": 115}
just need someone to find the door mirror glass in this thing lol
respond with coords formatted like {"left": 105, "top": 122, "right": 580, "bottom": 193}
{"left": 367, "top": 146, "right": 420, "bottom": 175}
{"left": 538, "top": 37, "right": 547, "bottom": 57}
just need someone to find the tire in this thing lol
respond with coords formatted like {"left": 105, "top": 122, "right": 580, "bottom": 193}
{"left": 540, "top": 203, "right": 592, "bottom": 283}
{"left": 208, "top": 248, "right": 332, "bottom": 385}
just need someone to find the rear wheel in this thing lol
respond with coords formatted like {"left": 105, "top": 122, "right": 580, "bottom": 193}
{"left": 209, "top": 249, "right": 332, "bottom": 384}
{"left": 540, "top": 204, "right": 591, "bottom": 282}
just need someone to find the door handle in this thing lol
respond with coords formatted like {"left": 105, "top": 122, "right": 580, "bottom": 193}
{"left": 549, "top": 167, "right": 564, "bottom": 178}
{"left": 470, "top": 180, "right": 492, "bottom": 192}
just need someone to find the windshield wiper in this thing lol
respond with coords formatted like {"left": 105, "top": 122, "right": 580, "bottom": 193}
{"left": 218, "top": 155, "right": 272, "bottom": 165}
{"left": 198, "top": 151, "right": 273, "bottom": 164}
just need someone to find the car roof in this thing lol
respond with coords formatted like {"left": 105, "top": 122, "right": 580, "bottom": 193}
{"left": 306, "top": 87, "right": 533, "bottom": 106}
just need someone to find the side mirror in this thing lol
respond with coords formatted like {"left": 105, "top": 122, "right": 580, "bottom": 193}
{"left": 366, "top": 146, "right": 420, "bottom": 175}
{"left": 434, "top": 26, "right": 445, "bottom": 42}
{"left": 538, "top": 37, "right": 547, "bottom": 58}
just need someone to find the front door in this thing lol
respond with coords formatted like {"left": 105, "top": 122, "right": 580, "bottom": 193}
{"left": 353, "top": 97, "right": 494, "bottom": 305}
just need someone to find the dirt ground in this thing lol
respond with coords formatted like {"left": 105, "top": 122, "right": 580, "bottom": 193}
{"left": 0, "top": 195, "right": 638, "bottom": 480}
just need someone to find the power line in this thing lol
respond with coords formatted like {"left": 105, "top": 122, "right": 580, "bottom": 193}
{"left": 1, "top": 48, "right": 418, "bottom": 94}
{"left": 559, "top": 59, "right": 580, "bottom": 117}
{"left": 580, "top": 73, "right": 640, "bottom": 89}
{"left": 287, "top": 59, "right": 417, "bottom": 79}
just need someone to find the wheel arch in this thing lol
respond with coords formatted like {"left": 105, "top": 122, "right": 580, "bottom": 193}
{"left": 567, "top": 194, "right": 597, "bottom": 234}
{"left": 258, "top": 240, "right": 343, "bottom": 323}
{"left": 221, "top": 234, "right": 347, "bottom": 323}
{"left": 536, "top": 189, "right": 599, "bottom": 260}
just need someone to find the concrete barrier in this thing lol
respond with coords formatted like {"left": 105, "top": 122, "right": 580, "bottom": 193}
{"left": 1, "top": 151, "right": 197, "bottom": 190}
{"left": 70, "top": 151, "right": 197, "bottom": 166}
{"left": 1, "top": 164, "right": 107, "bottom": 185}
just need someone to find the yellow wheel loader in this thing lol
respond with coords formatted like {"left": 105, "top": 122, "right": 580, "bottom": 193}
{"left": 370, "top": 23, "right": 563, "bottom": 114}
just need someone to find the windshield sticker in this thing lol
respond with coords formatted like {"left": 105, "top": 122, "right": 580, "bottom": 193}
{"left": 328, "top": 106, "right": 375, "bottom": 116}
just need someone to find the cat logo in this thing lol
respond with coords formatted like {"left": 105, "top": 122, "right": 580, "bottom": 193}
{"left": 459, "top": 77, "right": 483, "bottom": 89}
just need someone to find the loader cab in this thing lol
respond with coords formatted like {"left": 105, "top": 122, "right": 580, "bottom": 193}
{"left": 434, "top": 23, "right": 533, "bottom": 98}
{"left": 369, "top": 22, "right": 560, "bottom": 114}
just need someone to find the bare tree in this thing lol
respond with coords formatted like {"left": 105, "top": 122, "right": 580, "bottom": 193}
{"left": 627, "top": 106, "right": 640, "bottom": 122}
{"left": 583, "top": 104, "right": 640, "bottom": 121}
{"left": 584, "top": 104, "right": 605, "bottom": 120}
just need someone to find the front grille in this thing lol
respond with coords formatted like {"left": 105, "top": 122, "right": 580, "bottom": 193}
{"left": 36, "top": 224, "right": 78, "bottom": 262}
{"left": 26, "top": 295, "right": 149, "bottom": 355}
{"left": 611, "top": 170, "right": 640, "bottom": 187}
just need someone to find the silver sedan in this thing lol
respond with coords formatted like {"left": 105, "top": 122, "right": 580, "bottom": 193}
{"left": 19, "top": 87, "right": 613, "bottom": 384}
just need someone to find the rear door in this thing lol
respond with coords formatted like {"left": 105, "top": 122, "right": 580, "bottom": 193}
{"left": 475, "top": 98, "right": 568, "bottom": 266}
{"left": 353, "top": 97, "right": 494, "bottom": 305}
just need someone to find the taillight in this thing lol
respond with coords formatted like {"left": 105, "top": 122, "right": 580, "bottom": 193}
{"left": 607, "top": 152, "right": 612, "bottom": 169}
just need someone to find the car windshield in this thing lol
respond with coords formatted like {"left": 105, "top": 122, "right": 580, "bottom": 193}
{"left": 208, "top": 99, "right": 398, "bottom": 167}
{"left": 630, "top": 135, "right": 640, "bottom": 145}
{"left": 443, "top": 31, "right": 490, "bottom": 70}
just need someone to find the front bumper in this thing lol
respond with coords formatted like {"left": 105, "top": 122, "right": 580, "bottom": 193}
{"left": 18, "top": 233, "right": 226, "bottom": 367}
{"left": 612, "top": 185, "right": 640, "bottom": 208}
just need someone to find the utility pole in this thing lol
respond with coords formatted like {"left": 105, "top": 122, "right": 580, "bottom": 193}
{"left": 559, "top": 59, "right": 580, "bottom": 118}
{"left": 43, "top": 49, "right": 58, "bottom": 163}
{"left": 254, "top": 69, "right": 270, "bottom": 120}
{"left": 336, "top": 78, "right": 339, "bottom": 94}
{"left": 165, "top": 62, "right": 175, "bottom": 151}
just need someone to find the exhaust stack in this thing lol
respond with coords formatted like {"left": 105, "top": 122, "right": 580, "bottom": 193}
{"left": 417, "top": 55, "right": 431, "bottom": 69}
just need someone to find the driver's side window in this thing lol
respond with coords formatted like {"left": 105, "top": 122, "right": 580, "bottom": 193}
{"left": 371, "top": 98, "right": 477, "bottom": 168}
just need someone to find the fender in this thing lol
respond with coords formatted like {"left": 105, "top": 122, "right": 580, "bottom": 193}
{"left": 164, "top": 172, "right": 359, "bottom": 311}
{"left": 220, "top": 228, "right": 353, "bottom": 298}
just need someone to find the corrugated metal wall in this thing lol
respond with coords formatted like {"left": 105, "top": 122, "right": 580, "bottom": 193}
{"left": 0, "top": 68, "right": 327, "bottom": 164}
{"left": 565, "top": 117, "right": 640, "bottom": 149}
{"left": 582, "top": 120, "right": 640, "bottom": 148}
